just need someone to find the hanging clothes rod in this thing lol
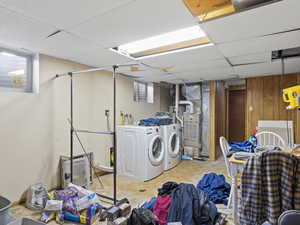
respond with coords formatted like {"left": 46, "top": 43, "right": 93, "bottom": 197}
{"left": 75, "top": 129, "right": 114, "bottom": 135}
{"left": 55, "top": 63, "right": 139, "bottom": 78}
{"left": 55, "top": 64, "right": 136, "bottom": 205}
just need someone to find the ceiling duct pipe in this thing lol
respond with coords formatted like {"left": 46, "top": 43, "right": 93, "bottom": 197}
{"left": 175, "top": 84, "right": 183, "bottom": 127}
{"left": 179, "top": 100, "right": 194, "bottom": 114}
{"left": 232, "top": 0, "right": 280, "bottom": 11}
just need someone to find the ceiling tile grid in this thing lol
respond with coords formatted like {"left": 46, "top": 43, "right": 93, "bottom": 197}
{"left": 37, "top": 31, "right": 131, "bottom": 67}
{"left": 233, "top": 61, "right": 281, "bottom": 78}
{"left": 228, "top": 52, "right": 271, "bottom": 65}
{"left": 0, "top": 0, "right": 300, "bottom": 83}
{"left": 200, "top": 0, "right": 300, "bottom": 44}
{"left": 218, "top": 30, "right": 300, "bottom": 58}
{"left": 0, "top": 0, "right": 135, "bottom": 30}
{"left": 141, "top": 45, "right": 226, "bottom": 66}
{"left": 70, "top": 0, "right": 197, "bottom": 48}
{"left": 0, "top": 6, "right": 57, "bottom": 52}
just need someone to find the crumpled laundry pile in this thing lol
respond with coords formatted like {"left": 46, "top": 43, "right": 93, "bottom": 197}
{"left": 197, "top": 173, "right": 231, "bottom": 205}
{"left": 40, "top": 183, "right": 101, "bottom": 225}
{"left": 140, "top": 181, "right": 227, "bottom": 225}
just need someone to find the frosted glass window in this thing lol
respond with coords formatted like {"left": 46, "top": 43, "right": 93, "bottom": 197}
{"left": 0, "top": 49, "right": 33, "bottom": 92}
{"left": 134, "top": 81, "right": 154, "bottom": 103}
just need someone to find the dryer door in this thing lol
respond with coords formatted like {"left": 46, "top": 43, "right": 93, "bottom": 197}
{"left": 148, "top": 135, "right": 164, "bottom": 166}
{"left": 169, "top": 132, "right": 180, "bottom": 157}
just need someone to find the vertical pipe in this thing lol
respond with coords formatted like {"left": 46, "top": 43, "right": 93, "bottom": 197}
{"left": 175, "top": 84, "right": 179, "bottom": 118}
{"left": 112, "top": 66, "right": 117, "bottom": 205}
{"left": 69, "top": 72, "right": 74, "bottom": 183}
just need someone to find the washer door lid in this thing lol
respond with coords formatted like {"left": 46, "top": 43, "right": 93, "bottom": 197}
{"left": 168, "top": 132, "right": 180, "bottom": 157}
{"left": 148, "top": 135, "right": 164, "bottom": 166}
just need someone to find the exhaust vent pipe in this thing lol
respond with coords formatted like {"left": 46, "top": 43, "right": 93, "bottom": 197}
{"left": 232, "top": 0, "right": 280, "bottom": 11}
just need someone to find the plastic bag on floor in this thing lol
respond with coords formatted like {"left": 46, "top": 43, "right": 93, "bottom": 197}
{"left": 26, "top": 183, "right": 47, "bottom": 210}
{"left": 44, "top": 200, "right": 63, "bottom": 211}
{"left": 67, "top": 183, "right": 100, "bottom": 211}
{"left": 75, "top": 192, "right": 99, "bottom": 211}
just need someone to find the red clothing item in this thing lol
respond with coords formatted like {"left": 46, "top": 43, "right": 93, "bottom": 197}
{"left": 153, "top": 194, "right": 171, "bottom": 225}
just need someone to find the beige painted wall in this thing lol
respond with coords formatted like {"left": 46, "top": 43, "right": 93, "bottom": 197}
{"left": 0, "top": 55, "right": 171, "bottom": 201}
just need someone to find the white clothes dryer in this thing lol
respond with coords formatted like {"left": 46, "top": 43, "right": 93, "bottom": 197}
{"left": 116, "top": 125, "right": 165, "bottom": 181}
{"left": 160, "top": 124, "right": 181, "bottom": 170}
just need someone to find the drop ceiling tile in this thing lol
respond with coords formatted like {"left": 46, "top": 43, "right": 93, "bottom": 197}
{"left": 234, "top": 61, "right": 282, "bottom": 78}
{"left": 141, "top": 45, "right": 226, "bottom": 70}
{"left": 119, "top": 69, "right": 166, "bottom": 78}
{"left": 200, "top": 0, "right": 300, "bottom": 43}
{"left": 38, "top": 32, "right": 130, "bottom": 67}
{"left": 138, "top": 74, "right": 173, "bottom": 83}
{"left": 218, "top": 30, "right": 300, "bottom": 58}
{"left": 70, "top": 0, "right": 197, "bottom": 48}
{"left": 0, "top": 6, "right": 56, "bottom": 51}
{"left": 0, "top": 0, "right": 134, "bottom": 29}
{"left": 228, "top": 52, "right": 271, "bottom": 65}
{"left": 170, "top": 59, "right": 231, "bottom": 73}
{"left": 165, "top": 67, "right": 236, "bottom": 81}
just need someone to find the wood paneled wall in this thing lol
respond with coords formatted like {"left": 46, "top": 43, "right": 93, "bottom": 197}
{"left": 246, "top": 73, "right": 300, "bottom": 143}
{"left": 209, "top": 80, "right": 226, "bottom": 160}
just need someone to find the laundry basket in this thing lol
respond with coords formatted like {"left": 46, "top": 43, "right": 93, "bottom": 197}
{"left": 0, "top": 196, "right": 12, "bottom": 225}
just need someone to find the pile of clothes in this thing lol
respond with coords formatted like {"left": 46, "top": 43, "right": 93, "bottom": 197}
{"left": 197, "top": 173, "right": 231, "bottom": 205}
{"left": 139, "top": 118, "right": 173, "bottom": 126}
{"left": 40, "top": 183, "right": 101, "bottom": 225}
{"left": 140, "top": 182, "right": 226, "bottom": 225}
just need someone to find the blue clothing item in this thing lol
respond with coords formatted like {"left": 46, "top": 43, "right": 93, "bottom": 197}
{"left": 141, "top": 197, "right": 157, "bottom": 211}
{"left": 139, "top": 118, "right": 173, "bottom": 126}
{"left": 230, "top": 141, "right": 256, "bottom": 153}
{"left": 197, "top": 173, "right": 231, "bottom": 205}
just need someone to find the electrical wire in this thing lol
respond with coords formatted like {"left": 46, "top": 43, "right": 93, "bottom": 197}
{"left": 67, "top": 119, "right": 104, "bottom": 189}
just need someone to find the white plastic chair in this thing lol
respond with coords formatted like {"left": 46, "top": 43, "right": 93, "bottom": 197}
{"left": 219, "top": 136, "right": 234, "bottom": 208}
{"left": 256, "top": 131, "right": 287, "bottom": 150}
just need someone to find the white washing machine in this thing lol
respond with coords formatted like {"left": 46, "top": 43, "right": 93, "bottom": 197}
{"left": 116, "top": 125, "right": 165, "bottom": 182}
{"left": 160, "top": 124, "right": 181, "bottom": 170}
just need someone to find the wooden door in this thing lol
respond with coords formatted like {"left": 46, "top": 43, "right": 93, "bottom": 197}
{"left": 228, "top": 90, "right": 246, "bottom": 142}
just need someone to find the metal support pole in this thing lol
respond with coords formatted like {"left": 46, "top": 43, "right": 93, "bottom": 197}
{"left": 69, "top": 72, "right": 74, "bottom": 183}
{"left": 75, "top": 129, "right": 114, "bottom": 135}
{"left": 55, "top": 63, "right": 139, "bottom": 78}
{"left": 112, "top": 65, "right": 118, "bottom": 205}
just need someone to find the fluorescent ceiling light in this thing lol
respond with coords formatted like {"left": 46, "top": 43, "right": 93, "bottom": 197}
{"left": 118, "top": 25, "right": 207, "bottom": 54}
{"left": 8, "top": 69, "right": 24, "bottom": 76}
{"left": 1, "top": 52, "right": 16, "bottom": 57}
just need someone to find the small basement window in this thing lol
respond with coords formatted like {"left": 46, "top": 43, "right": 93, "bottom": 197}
{"left": 0, "top": 48, "right": 37, "bottom": 92}
{"left": 134, "top": 81, "right": 154, "bottom": 103}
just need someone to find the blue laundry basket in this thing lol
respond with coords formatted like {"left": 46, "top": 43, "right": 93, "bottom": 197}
{"left": 0, "top": 196, "right": 12, "bottom": 225}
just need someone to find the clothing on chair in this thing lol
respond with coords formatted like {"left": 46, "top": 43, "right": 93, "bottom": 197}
{"left": 229, "top": 141, "right": 256, "bottom": 153}
{"left": 240, "top": 151, "right": 300, "bottom": 225}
